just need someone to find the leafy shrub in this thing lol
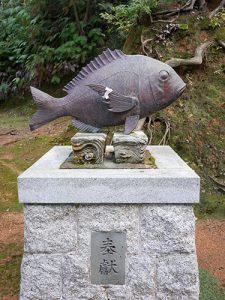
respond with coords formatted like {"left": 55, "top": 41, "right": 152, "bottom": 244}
{"left": 210, "top": 9, "right": 225, "bottom": 29}
{"left": 0, "top": 0, "right": 109, "bottom": 102}
{"left": 101, "top": 0, "right": 158, "bottom": 34}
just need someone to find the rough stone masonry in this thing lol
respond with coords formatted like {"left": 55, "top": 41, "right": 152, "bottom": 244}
{"left": 21, "top": 204, "right": 199, "bottom": 300}
{"left": 18, "top": 146, "right": 200, "bottom": 300}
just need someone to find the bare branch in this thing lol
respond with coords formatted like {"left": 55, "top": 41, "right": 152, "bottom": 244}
{"left": 153, "top": 0, "right": 199, "bottom": 18}
{"left": 182, "top": 0, "right": 198, "bottom": 11}
{"left": 83, "top": 0, "right": 91, "bottom": 23}
{"left": 146, "top": 116, "right": 154, "bottom": 145}
{"left": 153, "top": 0, "right": 207, "bottom": 19}
{"left": 198, "top": 0, "right": 207, "bottom": 11}
{"left": 209, "top": 0, "right": 225, "bottom": 18}
{"left": 208, "top": 176, "right": 225, "bottom": 194}
{"left": 218, "top": 40, "right": 225, "bottom": 49}
{"left": 151, "top": 17, "right": 178, "bottom": 23}
{"left": 141, "top": 35, "right": 153, "bottom": 56}
{"left": 165, "top": 41, "right": 212, "bottom": 68}
{"left": 136, "top": 118, "right": 146, "bottom": 130}
{"left": 72, "top": 2, "right": 83, "bottom": 35}
{"left": 159, "top": 119, "right": 170, "bottom": 145}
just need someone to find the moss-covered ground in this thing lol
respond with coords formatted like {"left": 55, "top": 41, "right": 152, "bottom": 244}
{"left": 0, "top": 135, "right": 56, "bottom": 212}
{"left": 167, "top": 65, "right": 225, "bottom": 219}
{"left": 199, "top": 268, "right": 225, "bottom": 300}
{"left": 0, "top": 242, "right": 23, "bottom": 298}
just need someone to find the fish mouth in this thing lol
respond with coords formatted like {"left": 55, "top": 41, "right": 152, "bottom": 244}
{"left": 177, "top": 84, "right": 186, "bottom": 97}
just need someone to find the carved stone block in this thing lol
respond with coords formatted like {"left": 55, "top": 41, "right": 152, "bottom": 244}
{"left": 71, "top": 133, "right": 107, "bottom": 164}
{"left": 112, "top": 131, "right": 148, "bottom": 164}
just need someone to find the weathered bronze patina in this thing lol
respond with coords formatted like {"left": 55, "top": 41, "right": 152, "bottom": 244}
{"left": 29, "top": 49, "right": 186, "bottom": 134}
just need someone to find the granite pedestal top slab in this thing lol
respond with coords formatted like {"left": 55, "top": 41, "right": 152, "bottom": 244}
{"left": 17, "top": 146, "right": 200, "bottom": 204}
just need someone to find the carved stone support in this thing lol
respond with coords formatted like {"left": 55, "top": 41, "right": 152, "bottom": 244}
{"left": 112, "top": 131, "right": 148, "bottom": 164}
{"left": 71, "top": 133, "right": 107, "bottom": 164}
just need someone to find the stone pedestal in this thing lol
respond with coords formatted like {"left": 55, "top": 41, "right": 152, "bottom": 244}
{"left": 18, "top": 146, "right": 200, "bottom": 300}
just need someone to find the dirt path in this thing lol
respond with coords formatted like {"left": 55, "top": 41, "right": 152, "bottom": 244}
{"left": 196, "top": 219, "right": 225, "bottom": 288}
{"left": 0, "top": 118, "right": 71, "bottom": 146}
{"left": 0, "top": 129, "right": 27, "bottom": 146}
{"left": 0, "top": 213, "right": 23, "bottom": 244}
{"left": 0, "top": 213, "right": 23, "bottom": 300}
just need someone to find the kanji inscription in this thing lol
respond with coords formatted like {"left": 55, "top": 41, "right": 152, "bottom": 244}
{"left": 91, "top": 232, "right": 126, "bottom": 285}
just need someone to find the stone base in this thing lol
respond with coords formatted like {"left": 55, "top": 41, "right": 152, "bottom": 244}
{"left": 18, "top": 146, "right": 200, "bottom": 299}
{"left": 18, "top": 146, "right": 200, "bottom": 204}
{"left": 71, "top": 133, "right": 107, "bottom": 164}
{"left": 20, "top": 204, "right": 199, "bottom": 300}
{"left": 112, "top": 131, "right": 148, "bottom": 164}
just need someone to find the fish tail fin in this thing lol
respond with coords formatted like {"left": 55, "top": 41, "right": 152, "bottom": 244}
{"left": 29, "top": 87, "right": 65, "bottom": 131}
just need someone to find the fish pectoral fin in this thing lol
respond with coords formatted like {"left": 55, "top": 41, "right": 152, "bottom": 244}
{"left": 87, "top": 83, "right": 138, "bottom": 113}
{"left": 72, "top": 119, "right": 100, "bottom": 133}
{"left": 124, "top": 115, "right": 140, "bottom": 135}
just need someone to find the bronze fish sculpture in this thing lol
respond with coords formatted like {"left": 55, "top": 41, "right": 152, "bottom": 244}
{"left": 30, "top": 49, "right": 186, "bottom": 134}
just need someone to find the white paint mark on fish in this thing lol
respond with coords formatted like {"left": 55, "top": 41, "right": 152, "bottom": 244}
{"left": 103, "top": 87, "right": 113, "bottom": 99}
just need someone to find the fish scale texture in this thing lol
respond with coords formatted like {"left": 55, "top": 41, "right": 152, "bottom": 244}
{"left": 20, "top": 204, "right": 199, "bottom": 300}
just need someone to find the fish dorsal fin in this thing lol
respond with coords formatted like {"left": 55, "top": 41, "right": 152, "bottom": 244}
{"left": 63, "top": 49, "right": 126, "bottom": 93}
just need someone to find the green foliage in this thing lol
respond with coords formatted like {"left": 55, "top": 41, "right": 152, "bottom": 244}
{"left": 0, "top": 0, "right": 109, "bottom": 102}
{"left": 209, "top": 9, "right": 225, "bottom": 29}
{"left": 199, "top": 16, "right": 211, "bottom": 30}
{"left": 199, "top": 268, "right": 225, "bottom": 300}
{"left": 178, "top": 23, "right": 189, "bottom": 30}
{"left": 216, "top": 27, "right": 225, "bottom": 42}
{"left": 101, "top": 0, "right": 158, "bottom": 34}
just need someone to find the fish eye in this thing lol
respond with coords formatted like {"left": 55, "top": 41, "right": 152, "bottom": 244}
{"left": 159, "top": 70, "right": 169, "bottom": 81}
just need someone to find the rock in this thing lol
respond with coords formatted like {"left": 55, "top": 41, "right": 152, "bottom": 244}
{"left": 62, "top": 254, "right": 107, "bottom": 300}
{"left": 24, "top": 204, "right": 78, "bottom": 254}
{"left": 71, "top": 132, "right": 107, "bottom": 164}
{"left": 20, "top": 254, "right": 62, "bottom": 300}
{"left": 112, "top": 131, "right": 148, "bottom": 163}
{"left": 107, "top": 255, "right": 156, "bottom": 300}
{"left": 77, "top": 205, "right": 139, "bottom": 258}
{"left": 20, "top": 204, "right": 199, "bottom": 300}
{"left": 140, "top": 205, "right": 196, "bottom": 254}
{"left": 156, "top": 253, "right": 199, "bottom": 300}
